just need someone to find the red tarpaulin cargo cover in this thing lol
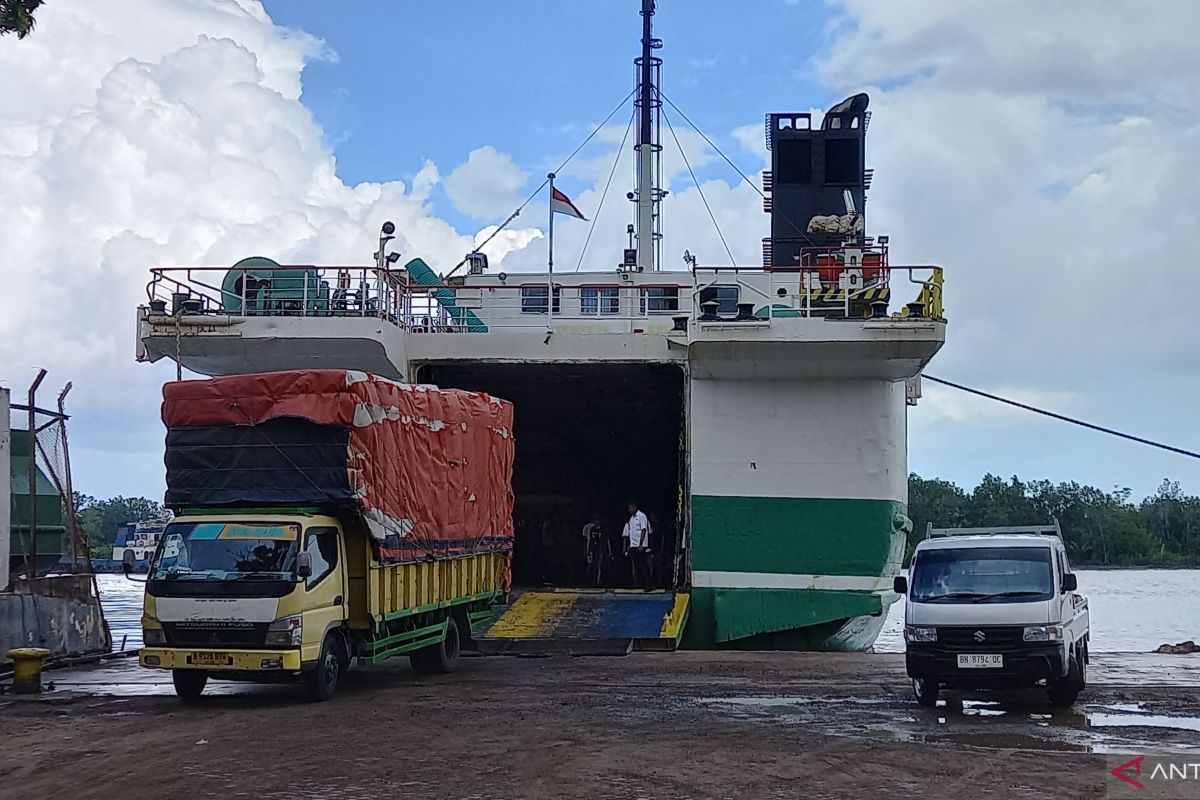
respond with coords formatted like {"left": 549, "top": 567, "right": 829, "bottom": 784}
{"left": 162, "top": 369, "right": 515, "bottom": 563}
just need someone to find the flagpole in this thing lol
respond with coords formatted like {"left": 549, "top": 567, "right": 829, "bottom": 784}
{"left": 547, "top": 171, "right": 555, "bottom": 326}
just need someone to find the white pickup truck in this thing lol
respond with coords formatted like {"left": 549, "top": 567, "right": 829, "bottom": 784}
{"left": 893, "top": 523, "right": 1090, "bottom": 708}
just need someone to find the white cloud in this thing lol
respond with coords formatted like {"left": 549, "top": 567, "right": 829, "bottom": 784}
{"left": 818, "top": 0, "right": 1200, "bottom": 492}
{"left": 444, "top": 145, "right": 529, "bottom": 220}
{"left": 0, "top": 0, "right": 542, "bottom": 498}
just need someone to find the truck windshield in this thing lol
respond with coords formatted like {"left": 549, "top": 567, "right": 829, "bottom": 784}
{"left": 910, "top": 547, "right": 1053, "bottom": 603}
{"left": 149, "top": 521, "right": 300, "bottom": 581}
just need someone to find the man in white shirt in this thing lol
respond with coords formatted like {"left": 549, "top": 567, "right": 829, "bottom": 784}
{"left": 623, "top": 501, "right": 653, "bottom": 591}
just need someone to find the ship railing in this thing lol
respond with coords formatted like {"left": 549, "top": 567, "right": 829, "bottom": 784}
{"left": 144, "top": 265, "right": 408, "bottom": 321}
{"left": 690, "top": 263, "right": 944, "bottom": 322}
{"left": 144, "top": 266, "right": 697, "bottom": 333}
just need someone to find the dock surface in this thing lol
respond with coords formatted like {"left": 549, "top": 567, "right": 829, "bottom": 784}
{"left": 3, "top": 652, "right": 1198, "bottom": 798}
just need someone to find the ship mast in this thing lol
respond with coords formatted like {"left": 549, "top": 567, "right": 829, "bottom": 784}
{"left": 634, "top": 0, "right": 662, "bottom": 272}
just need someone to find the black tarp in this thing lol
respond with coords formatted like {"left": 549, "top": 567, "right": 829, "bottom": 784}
{"left": 164, "top": 417, "right": 353, "bottom": 509}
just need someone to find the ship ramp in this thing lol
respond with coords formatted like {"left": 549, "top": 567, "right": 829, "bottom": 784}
{"left": 476, "top": 590, "right": 689, "bottom": 655}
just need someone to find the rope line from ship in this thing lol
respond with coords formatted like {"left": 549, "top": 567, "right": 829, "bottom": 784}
{"left": 574, "top": 108, "right": 636, "bottom": 272}
{"left": 442, "top": 88, "right": 637, "bottom": 283}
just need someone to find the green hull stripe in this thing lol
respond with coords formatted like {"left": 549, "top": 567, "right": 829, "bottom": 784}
{"left": 690, "top": 494, "right": 906, "bottom": 577}
{"left": 683, "top": 587, "right": 887, "bottom": 651}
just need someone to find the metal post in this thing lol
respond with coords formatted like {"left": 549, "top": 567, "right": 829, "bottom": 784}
{"left": 56, "top": 383, "right": 79, "bottom": 568}
{"left": 547, "top": 172, "right": 555, "bottom": 325}
{"left": 27, "top": 369, "right": 46, "bottom": 576}
{"left": 0, "top": 386, "right": 10, "bottom": 591}
{"left": 635, "top": 0, "right": 659, "bottom": 273}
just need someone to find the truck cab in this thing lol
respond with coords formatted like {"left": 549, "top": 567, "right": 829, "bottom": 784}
{"left": 137, "top": 511, "right": 355, "bottom": 700}
{"left": 894, "top": 524, "right": 1090, "bottom": 708}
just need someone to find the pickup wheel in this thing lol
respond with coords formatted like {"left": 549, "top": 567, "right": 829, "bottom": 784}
{"left": 410, "top": 618, "right": 461, "bottom": 675}
{"left": 1048, "top": 649, "right": 1084, "bottom": 708}
{"left": 912, "top": 677, "right": 939, "bottom": 708}
{"left": 304, "top": 634, "right": 342, "bottom": 702}
{"left": 172, "top": 669, "right": 207, "bottom": 702}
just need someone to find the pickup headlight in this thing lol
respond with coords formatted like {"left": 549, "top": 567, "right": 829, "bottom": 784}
{"left": 904, "top": 626, "right": 937, "bottom": 643}
{"left": 265, "top": 615, "right": 303, "bottom": 647}
{"left": 1023, "top": 625, "right": 1063, "bottom": 642}
{"left": 142, "top": 628, "right": 166, "bottom": 646}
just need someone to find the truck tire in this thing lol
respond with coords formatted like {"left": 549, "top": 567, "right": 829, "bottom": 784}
{"left": 912, "top": 677, "right": 939, "bottom": 708}
{"left": 1048, "top": 649, "right": 1083, "bottom": 708}
{"left": 172, "top": 669, "right": 207, "bottom": 702}
{"left": 304, "top": 634, "right": 342, "bottom": 702}
{"left": 410, "top": 618, "right": 461, "bottom": 675}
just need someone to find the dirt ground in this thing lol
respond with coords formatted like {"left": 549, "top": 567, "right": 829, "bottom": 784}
{"left": 2, "top": 652, "right": 1199, "bottom": 799}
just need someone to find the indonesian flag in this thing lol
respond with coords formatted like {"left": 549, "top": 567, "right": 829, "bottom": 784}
{"left": 550, "top": 186, "right": 587, "bottom": 220}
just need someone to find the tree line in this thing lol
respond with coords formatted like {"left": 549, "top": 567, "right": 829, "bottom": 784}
{"left": 908, "top": 474, "right": 1200, "bottom": 567}
{"left": 73, "top": 493, "right": 167, "bottom": 559}
{"left": 72, "top": 474, "right": 1200, "bottom": 568}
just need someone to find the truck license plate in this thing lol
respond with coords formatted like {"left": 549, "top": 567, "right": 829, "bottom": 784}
{"left": 957, "top": 654, "right": 1003, "bottom": 669}
{"left": 190, "top": 651, "right": 231, "bottom": 667}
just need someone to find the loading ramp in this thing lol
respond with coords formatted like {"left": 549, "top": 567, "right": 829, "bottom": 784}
{"left": 476, "top": 590, "right": 689, "bottom": 656}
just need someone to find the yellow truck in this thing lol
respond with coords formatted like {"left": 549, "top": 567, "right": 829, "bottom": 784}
{"left": 126, "top": 369, "right": 515, "bottom": 701}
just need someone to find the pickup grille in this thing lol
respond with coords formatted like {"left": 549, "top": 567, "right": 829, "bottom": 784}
{"left": 163, "top": 621, "right": 268, "bottom": 648}
{"left": 936, "top": 626, "right": 1025, "bottom": 651}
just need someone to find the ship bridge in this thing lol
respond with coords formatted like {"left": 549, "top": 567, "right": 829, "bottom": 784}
{"left": 137, "top": 252, "right": 944, "bottom": 381}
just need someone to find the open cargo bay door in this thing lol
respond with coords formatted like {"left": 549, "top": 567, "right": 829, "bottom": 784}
{"left": 476, "top": 590, "right": 689, "bottom": 655}
{"left": 416, "top": 362, "right": 690, "bottom": 655}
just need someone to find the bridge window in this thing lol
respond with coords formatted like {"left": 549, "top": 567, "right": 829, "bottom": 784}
{"left": 640, "top": 287, "right": 680, "bottom": 313}
{"left": 521, "top": 286, "right": 561, "bottom": 314}
{"left": 581, "top": 287, "right": 620, "bottom": 315}
{"left": 698, "top": 285, "right": 739, "bottom": 315}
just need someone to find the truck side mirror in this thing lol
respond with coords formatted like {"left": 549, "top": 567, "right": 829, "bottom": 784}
{"left": 893, "top": 575, "right": 908, "bottom": 595}
{"left": 121, "top": 549, "right": 135, "bottom": 574}
{"left": 1062, "top": 573, "right": 1077, "bottom": 592}
{"left": 296, "top": 551, "right": 313, "bottom": 579}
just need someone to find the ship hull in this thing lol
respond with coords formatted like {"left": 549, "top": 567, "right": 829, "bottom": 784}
{"left": 684, "top": 376, "right": 910, "bottom": 652}
{"left": 683, "top": 496, "right": 906, "bottom": 651}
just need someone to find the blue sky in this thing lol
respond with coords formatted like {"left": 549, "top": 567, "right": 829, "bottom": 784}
{"left": 262, "top": 0, "right": 831, "bottom": 230}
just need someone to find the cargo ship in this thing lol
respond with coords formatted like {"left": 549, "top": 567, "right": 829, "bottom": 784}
{"left": 107, "top": 519, "right": 170, "bottom": 572}
{"left": 134, "top": 1, "right": 945, "bottom": 651}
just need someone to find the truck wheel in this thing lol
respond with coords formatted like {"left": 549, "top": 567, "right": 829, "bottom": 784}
{"left": 172, "top": 669, "right": 207, "bottom": 702}
{"left": 1048, "top": 650, "right": 1083, "bottom": 708}
{"left": 410, "top": 618, "right": 461, "bottom": 675}
{"left": 912, "top": 677, "right": 939, "bottom": 708}
{"left": 304, "top": 634, "right": 341, "bottom": 702}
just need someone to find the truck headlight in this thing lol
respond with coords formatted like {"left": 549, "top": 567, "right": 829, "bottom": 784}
{"left": 143, "top": 628, "right": 166, "bottom": 646}
{"left": 266, "top": 615, "right": 302, "bottom": 647}
{"left": 904, "top": 626, "right": 937, "bottom": 643}
{"left": 1023, "top": 625, "right": 1063, "bottom": 642}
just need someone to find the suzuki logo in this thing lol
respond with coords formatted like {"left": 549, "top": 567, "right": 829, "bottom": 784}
{"left": 973, "top": 630, "right": 987, "bottom": 643}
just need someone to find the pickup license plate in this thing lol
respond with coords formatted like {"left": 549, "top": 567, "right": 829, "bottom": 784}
{"left": 957, "top": 653, "right": 1003, "bottom": 669}
{"left": 190, "top": 651, "right": 232, "bottom": 667}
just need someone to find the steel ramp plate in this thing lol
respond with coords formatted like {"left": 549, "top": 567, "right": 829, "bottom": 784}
{"left": 477, "top": 590, "right": 689, "bottom": 656}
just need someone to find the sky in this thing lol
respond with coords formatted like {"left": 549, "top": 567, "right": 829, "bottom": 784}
{"left": 1, "top": 0, "right": 1198, "bottom": 503}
